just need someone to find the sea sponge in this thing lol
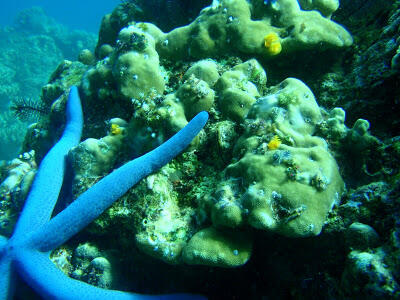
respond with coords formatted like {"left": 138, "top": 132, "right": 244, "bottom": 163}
{"left": 264, "top": 33, "right": 282, "bottom": 56}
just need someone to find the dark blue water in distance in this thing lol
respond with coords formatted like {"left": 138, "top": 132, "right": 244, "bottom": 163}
{"left": 0, "top": 0, "right": 120, "bottom": 32}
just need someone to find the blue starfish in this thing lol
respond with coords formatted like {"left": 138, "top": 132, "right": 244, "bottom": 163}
{"left": 0, "top": 86, "right": 208, "bottom": 300}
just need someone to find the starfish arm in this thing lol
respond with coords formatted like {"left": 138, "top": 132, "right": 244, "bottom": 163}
{"left": 12, "top": 86, "right": 83, "bottom": 240}
{"left": 28, "top": 111, "right": 208, "bottom": 252}
{"left": 0, "top": 253, "right": 15, "bottom": 300}
{"left": 15, "top": 240, "right": 206, "bottom": 299}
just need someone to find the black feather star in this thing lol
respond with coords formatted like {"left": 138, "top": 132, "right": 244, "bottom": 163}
{"left": 10, "top": 97, "right": 49, "bottom": 122}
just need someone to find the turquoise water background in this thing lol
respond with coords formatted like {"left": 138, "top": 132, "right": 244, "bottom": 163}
{"left": 0, "top": 0, "right": 120, "bottom": 32}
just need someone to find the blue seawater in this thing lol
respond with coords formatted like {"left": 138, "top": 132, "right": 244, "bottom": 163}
{"left": 0, "top": 0, "right": 120, "bottom": 32}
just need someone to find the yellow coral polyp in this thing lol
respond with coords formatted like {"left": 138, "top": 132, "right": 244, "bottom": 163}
{"left": 267, "top": 135, "right": 281, "bottom": 150}
{"left": 264, "top": 33, "right": 282, "bottom": 56}
{"left": 111, "top": 123, "right": 122, "bottom": 135}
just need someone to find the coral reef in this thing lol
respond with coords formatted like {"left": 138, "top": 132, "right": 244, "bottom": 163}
{"left": 0, "top": 151, "right": 36, "bottom": 236}
{"left": 316, "top": 0, "right": 399, "bottom": 135}
{"left": 0, "top": 0, "right": 399, "bottom": 298}
{"left": 333, "top": 181, "right": 400, "bottom": 298}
